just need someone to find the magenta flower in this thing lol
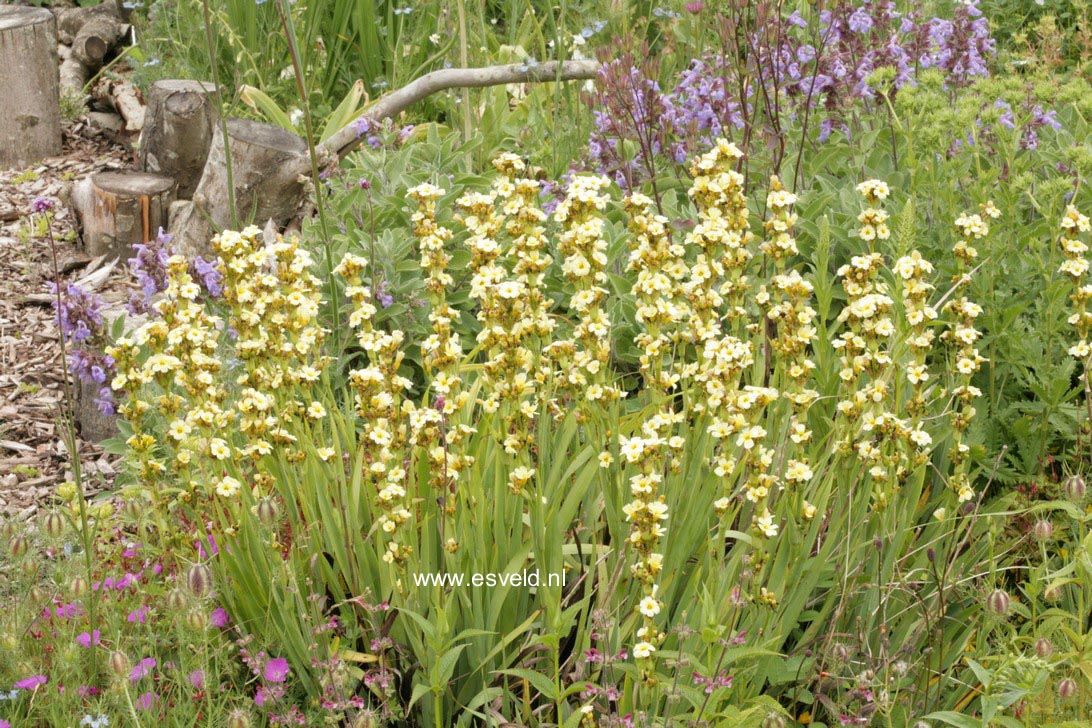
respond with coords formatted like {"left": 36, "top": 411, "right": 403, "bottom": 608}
{"left": 136, "top": 691, "right": 158, "bottom": 711}
{"left": 263, "top": 657, "right": 290, "bottom": 683}
{"left": 128, "top": 606, "right": 150, "bottom": 624}
{"left": 31, "top": 197, "right": 54, "bottom": 214}
{"left": 76, "top": 630, "right": 101, "bottom": 648}
{"left": 0, "top": 719, "right": 10, "bottom": 728}
{"left": 14, "top": 674, "right": 47, "bottom": 690}
{"left": 210, "top": 607, "right": 229, "bottom": 628}
{"left": 130, "top": 657, "right": 156, "bottom": 682}
{"left": 187, "top": 670, "right": 205, "bottom": 689}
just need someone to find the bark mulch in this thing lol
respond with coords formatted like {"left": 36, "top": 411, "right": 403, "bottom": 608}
{"left": 0, "top": 118, "right": 134, "bottom": 521}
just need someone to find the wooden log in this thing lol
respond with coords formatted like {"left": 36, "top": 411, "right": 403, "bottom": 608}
{"left": 170, "top": 119, "right": 308, "bottom": 257}
{"left": 57, "top": 5, "right": 115, "bottom": 44}
{"left": 59, "top": 45, "right": 91, "bottom": 96}
{"left": 0, "top": 7, "right": 62, "bottom": 169}
{"left": 71, "top": 11, "right": 128, "bottom": 68}
{"left": 93, "top": 78, "right": 144, "bottom": 133}
{"left": 75, "top": 376, "right": 116, "bottom": 443}
{"left": 139, "top": 80, "right": 218, "bottom": 199}
{"left": 76, "top": 172, "right": 175, "bottom": 260}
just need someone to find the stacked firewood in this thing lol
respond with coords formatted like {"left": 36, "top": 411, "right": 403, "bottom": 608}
{"left": 55, "top": 0, "right": 144, "bottom": 136}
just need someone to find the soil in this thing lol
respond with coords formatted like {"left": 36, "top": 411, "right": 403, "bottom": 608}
{"left": 0, "top": 117, "right": 134, "bottom": 521}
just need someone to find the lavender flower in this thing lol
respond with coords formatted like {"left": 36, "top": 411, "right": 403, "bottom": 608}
{"left": 191, "top": 256, "right": 224, "bottom": 299}
{"left": 376, "top": 280, "right": 394, "bottom": 308}
{"left": 32, "top": 197, "right": 54, "bottom": 214}
{"left": 49, "top": 280, "right": 118, "bottom": 413}
{"left": 127, "top": 228, "right": 173, "bottom": 315}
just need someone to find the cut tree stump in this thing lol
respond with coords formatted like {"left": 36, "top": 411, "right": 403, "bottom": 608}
{"left": 74, "top": 172, "right": 176, "bottom": 260}
{"left": 140, "top": 80, "right": 219, "bottom": 199}
{"left": 170, "top": 118, "right": 308, "bottom": 256}
{"left": 0, "top": 7, "right": 61, "bottom": 169}
{"left": 75, "top": 376, "right": 116, "bottom": 443}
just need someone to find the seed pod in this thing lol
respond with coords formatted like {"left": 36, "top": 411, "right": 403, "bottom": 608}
{"left": 986, "top": 588, "right": 1010, "bottom": 616}
{"left": 761, "top": 714, "right": 787, "bottom": 728}
{"left": 167, "top": 587, "right": 188, "bottom": 611}
{"left": 108, "top": 650, "right": 131, "bottom": 677}
{"left": 256, "top": 498, "right": 278, "bottom": 526}
{"left": 0, "top": 520, "right": 15, "bottom": 540}
{"left": 1064, "top": 474, "right": 1086, "bottom": 502}
{"left": 832, "top": 642, "right": 851, "bottom": 663}
{"left": 227, "top": 711, "right": 252, "bottom": 728}
{"left": 8, "top": 533, "right": 28, "bottom": 558}
{"left": 185, "top": 610, "right": 207, "bottom": 631}
{"left": 186, "top": 564, "right": 212, "bottom": 599}
{"left": 1035, "top": 638, "right": 1053, "bottom": 658}
{"left": 69, "top": 575, "right": 89, "bottom": 597}
{"left": 1058, "top": 677, "right": 1078, "bottom": 700}
{"left": 351, "top": 712, "right": 379, "bottom": 728}
{"left": 42, "top": 512, "right": 66, "bottom": 539}
{"left": 20, "top": 559, "right": 38, "bottom": 578}
{"left": 1032, "top": 520, "right": 1053, "bottom": 541}
{"left": 123, "top": 499, "right": 144, "bottom": 521}
{"left": 27, "top": 585, "right": 47, "bottom": 603}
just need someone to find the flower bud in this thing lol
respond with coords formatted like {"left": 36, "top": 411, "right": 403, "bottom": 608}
{"left": 0, "top": 520, "right": 15, "bottom": 540}
{"left": 185, "top": 610, "right": 208, "bottom": 631}
{"left": 351, "top": 712, "right": 380, "bottom": 728}
{"left": 167, "top": 587, "right": 188, "bottom": 611}
{"left": 227, "top": 711, "right": 252, "bottom": 728}
{"left": 123, "top": 499, "right": 144, "bottom": 522}
{"left": 1045, "top": 585, "right": 1062, "bottom": 602}
{"left": 69, "top": 575, "right": 89, "bottom": 597}
{"left": 186, "top": 564, "right": 212, "bottom": 599}
{"left": 1064, "top": 474, "right": 1086, "bottom": 502}
{"left": 108, "top": 650, "right": 131, "bottom": 677}
{"left": 1034, "top": 637, "right": 1053, "bottom": 658}
{"left": 42, "top": 512, "right": 66, "bottom": 539}
{"left": 256, "top": 498, "right": 278, "bottom": 527}
{"left": 761, "top": 714, "right": 787, "bottom": 728}
{"left": 27, "top": 585, "right": 47, "bottom": 603}
{"left": 986, "top": 588, "right": 1010, "bottom": 616}
{"left": 832, "top": 642, "right": 851, "bottom": 663}
{"left": 20, "top": 559, "right": 38, "bottom": 578}
{"left": 1058, "top": 677, "right": 1079, "bottom": 700}
{"left": 8, "top": 533, "right": 28, "bottom": 557}
{"left": 1032, "top": 520, "right": 1053, "bottom": 541}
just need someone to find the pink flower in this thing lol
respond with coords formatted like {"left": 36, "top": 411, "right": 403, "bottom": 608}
{"left": 14, "top": 674, "right": 47, "bottom": 690}
{"left": 76, "top": 630, "right": 101, "bottom": 648}
{"left": 210, "top": 607, "right": 229, "bottom": 628}
{"left": 263, "top": 657, "right": 290, "bottom": 683}
{"left": 136, "top": 691, "right": 158, "bottom": 711}
{"left": 130, "top": 657, "right": 156, "bottom": 682}
{"left": 187, "top": 670, "right": 205, "bottom": 689}
{"left": 128, "top": 606, "right": 150, "bottom": 624}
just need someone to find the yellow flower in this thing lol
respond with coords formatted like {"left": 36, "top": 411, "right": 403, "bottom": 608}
{"left": 638, "top": 596, "right": 660, "bottom": 617}
{"left": 215, "top": 476, "right": 241, "bottom": 498}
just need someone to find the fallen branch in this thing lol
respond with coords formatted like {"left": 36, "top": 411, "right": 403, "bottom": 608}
{"left": 314, "top": 59, "right": 599, "bottom": 166}
{"left": 177, "top": 59, "right": 601, "bottom": 254}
